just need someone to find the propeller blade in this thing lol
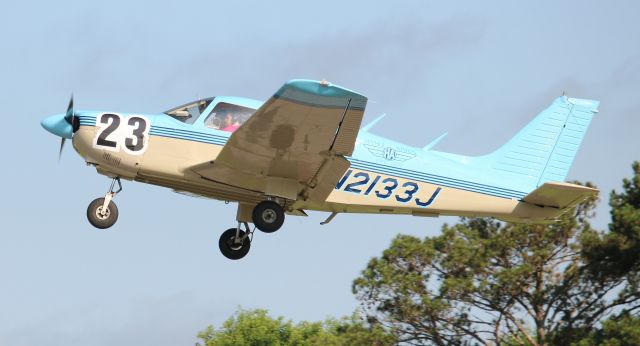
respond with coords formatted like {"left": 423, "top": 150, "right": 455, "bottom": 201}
{"left": 64, "top": 94, "right": 74, "bottom": 124}
{"left": 58, "top": 137, "right": 66, "bottom": 162}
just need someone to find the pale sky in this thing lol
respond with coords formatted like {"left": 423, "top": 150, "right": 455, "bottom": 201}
{"left": 2, "top": 1, "right": 639, "bottom": 345}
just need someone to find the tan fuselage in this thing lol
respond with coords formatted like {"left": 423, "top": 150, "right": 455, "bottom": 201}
{"left": 72, "top": 124, "right": 559, "bottom": 223}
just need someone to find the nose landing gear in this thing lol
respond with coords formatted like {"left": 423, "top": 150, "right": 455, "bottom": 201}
{"left": 87, "top": 178, "right": 122, "bottom": 229}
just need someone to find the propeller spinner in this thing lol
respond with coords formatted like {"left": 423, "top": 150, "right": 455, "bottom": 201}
{"left": 41, "top": 95, "right": 79, "bottom": 161}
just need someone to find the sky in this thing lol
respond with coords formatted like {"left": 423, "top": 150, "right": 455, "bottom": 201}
{"left": 1, "top": 1, "right": 639, "bottom": 345}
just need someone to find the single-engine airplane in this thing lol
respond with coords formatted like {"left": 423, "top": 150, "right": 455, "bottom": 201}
{"left": 41, "top": 80, "right": 599, "bottom": 259}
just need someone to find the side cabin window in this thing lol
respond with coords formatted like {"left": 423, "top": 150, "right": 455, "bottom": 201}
{"left": 204, "top": 102, "right": 255, "bottom": 133}
{"left": 164, "top": 98, "right": 213, "bottom": 124}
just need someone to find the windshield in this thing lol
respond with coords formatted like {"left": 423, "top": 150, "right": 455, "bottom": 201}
{"left": 164, "top": 98, "right": 214, "bottom": 124}
{"left": 203, "top": 102, "right": 255, "bottom": 132}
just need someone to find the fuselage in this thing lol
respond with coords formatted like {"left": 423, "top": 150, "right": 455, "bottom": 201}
{"left": 66, "top": 95, "right": 556, "bottom": 222}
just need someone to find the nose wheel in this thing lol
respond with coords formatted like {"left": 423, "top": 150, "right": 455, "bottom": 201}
{"left": 87, "top": 178, "right": 122, "bottom": 229}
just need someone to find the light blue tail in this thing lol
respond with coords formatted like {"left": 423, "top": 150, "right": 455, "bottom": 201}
{"left": 482, "top": 96, "right": 599, "bottom": 192}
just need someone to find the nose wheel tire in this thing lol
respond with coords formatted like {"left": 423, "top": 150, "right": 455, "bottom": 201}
{"left": 252, "top": 201, "right": 285, "bottom": 233}
{"left": 87, "top": 197, "right": 119, "bottom": 229}
{"left": 219, "top": 228, "right": 251, "bottom": 260}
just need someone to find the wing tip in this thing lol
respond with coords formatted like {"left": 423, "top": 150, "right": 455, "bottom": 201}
{"left": 282, "top": 79, "right": 367, "bottom": 101}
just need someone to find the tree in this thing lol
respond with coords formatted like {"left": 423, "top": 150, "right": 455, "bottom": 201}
{"left": 352, "top": 163, "right": 640, "bottom": 345}
{"left": 582, "top": 161, "right": 640, "bottom": 279}
{"left": 197, "top": 308, "right": 396, "bottom": 346}
{"left": 571, "top": 313, "right": 640, "bottom": 346}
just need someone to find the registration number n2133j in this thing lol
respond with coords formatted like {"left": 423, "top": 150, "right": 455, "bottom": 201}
{"left": 335, "top": 169, "right": 441, "bottom": 208}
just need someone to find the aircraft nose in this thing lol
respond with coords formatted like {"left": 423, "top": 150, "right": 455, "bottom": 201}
{"left": 41, "top": 113, "right": 73, "bottom": 139}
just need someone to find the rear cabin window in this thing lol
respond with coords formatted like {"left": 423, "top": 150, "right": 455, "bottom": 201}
{"left": 204, "top": 102, "right": 255, "bottom": 133}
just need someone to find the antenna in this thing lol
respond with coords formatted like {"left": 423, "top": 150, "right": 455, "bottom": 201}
{"left": 423, "top": 132, "right": 448, "bottom": 151}
{"left": 360, "top": 113, "right": 386, "bottom": 133}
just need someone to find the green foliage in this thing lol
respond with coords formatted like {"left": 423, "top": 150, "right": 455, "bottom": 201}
{"left": 583, "top": 161, "right": 640, "bottom": 279}
{"left": 199, "top": 162, "right": 640, "bottom": 346}
{"left": 353, "top": 162, "right": 640, "bottom": 346}
{"left": 196, "top": 309, "right": 396, "bottom": 346}
{"left": 571, "top": 313, "right": 640, "bottom": 346}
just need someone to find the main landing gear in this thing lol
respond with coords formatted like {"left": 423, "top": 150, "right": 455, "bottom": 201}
{"left": 84, "top": 179, "right": 285, "bottom": 260}
{"left": 218, "top": 223, "right": 252, "bottom": 260}
{"left": 252, "top": 200, "right": 285, "bottom": 233}
{"left": 218, "top": 200, "right": 286, "bottom": 260}
{"left": 87, "top": 178, "right": 122, "bottom": 229}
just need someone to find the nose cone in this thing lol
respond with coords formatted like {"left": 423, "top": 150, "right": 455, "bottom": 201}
{"left": 41, "top": 113, "right": 73, "bottom": 139}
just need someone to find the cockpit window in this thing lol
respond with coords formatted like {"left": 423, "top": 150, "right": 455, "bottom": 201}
{"left": 164, "top": 98, "right": 214, "bottom": 124}
{"left": 204, "top": 102, "right": 255, "bottom": 132}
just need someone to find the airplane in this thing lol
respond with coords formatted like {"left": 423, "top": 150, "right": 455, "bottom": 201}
{"left": 41, "top": 79, "right": 599, "bottom": 260}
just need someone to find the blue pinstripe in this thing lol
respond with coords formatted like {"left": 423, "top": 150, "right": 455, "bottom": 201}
{"left": 78, "top": 116, "right": 526, "bottom": 200}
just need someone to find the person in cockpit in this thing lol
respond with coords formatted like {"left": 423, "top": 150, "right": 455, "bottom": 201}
{"left": 222, "top": 112, "right": 241, "bottom": 132}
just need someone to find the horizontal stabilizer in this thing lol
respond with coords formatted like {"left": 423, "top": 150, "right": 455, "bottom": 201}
{"left": 522, "top": 182, "right": 597, "bottom": 209}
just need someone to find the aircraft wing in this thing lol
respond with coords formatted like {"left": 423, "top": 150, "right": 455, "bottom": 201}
{"left": 193, "top": 80, "right": 367, "bottom": 203}
{"left": 522, "top": 182, "right": 598, "bottom": 209}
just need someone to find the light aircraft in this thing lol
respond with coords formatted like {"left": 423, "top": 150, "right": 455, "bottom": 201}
{"left": 41, "top": 80, "right": 599, "bottom": 260}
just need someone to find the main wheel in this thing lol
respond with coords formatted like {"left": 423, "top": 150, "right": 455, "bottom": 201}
{"left": 252, "top": 201, "right": 285, "bottom": 233}
{"left": 219, "top": 228, "right": 251, "bottom": 260}
{"left": 87, "top": 197, "right": 119, "bottom": 229}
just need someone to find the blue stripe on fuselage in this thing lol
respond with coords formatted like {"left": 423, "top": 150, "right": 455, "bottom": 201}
{"left": 77, "top": 115, "right": 527, "bottom": 200}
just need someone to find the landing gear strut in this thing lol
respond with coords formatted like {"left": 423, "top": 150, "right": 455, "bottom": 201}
{"left": 87, "top": 178, "right": 121, "bottom": 229}
{"left": 219, "top": 222, "right": 253, "bottom": 260}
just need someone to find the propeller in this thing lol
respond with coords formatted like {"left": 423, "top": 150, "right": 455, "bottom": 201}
{"left": 59, "top": 136, "right": 66, "bottom": 161}
{"left": 59, "top": 95, "right": 75, "bottom": 161}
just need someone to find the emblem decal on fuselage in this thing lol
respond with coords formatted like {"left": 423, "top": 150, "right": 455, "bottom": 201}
{"left": 364, "top": 143, "right": 416, "bottom": 162}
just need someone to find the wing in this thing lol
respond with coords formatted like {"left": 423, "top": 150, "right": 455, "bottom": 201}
{"left": 193, "top": 80, "right": 367, "bottom": 203}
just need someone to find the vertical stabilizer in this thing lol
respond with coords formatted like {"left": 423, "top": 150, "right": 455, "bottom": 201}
{"left": 483, "top": 96, "right": 599, "bottom": 192}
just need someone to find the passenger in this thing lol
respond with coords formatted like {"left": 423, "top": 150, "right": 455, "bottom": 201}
{"left": 222, "top": 112, "right": 241, "bottom": 132}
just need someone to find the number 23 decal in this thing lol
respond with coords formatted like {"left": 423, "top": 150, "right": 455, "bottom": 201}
{"left": 93, "top": 113, "right": 150, "bottom": 155}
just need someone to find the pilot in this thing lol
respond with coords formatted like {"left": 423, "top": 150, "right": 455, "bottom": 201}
{"left": 205, "top": 113, "right": 220, "bottom": 129}
{"left": 222, "top": 112, "right": 241, "bottom": 132}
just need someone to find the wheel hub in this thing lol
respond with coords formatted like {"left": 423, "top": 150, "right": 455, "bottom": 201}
{"left": 229, "top": 236, "right": 243, "bottom": 251}
{"left": 262, "top": 209, "right": 277, "bottom": 224}
{"left": 95, "top": 206, "right": 110, "bottom": 220}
